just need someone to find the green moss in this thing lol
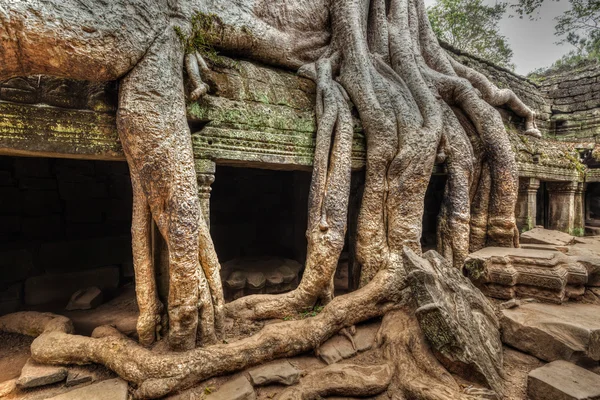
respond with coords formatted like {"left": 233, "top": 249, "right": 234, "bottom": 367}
{"left": 463, "top": 259, "right": 485, "bottom": 281}
{"left": 570, "top": 227, "right": 585, "bottom": 237}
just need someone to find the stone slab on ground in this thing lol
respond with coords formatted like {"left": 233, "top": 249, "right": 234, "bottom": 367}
{"left": 24, "top": 266, "right": 119, "bottom": 306}
{"left": 65, "top": 370, "right": 93, "bottom": 387}
{"left": 66, "top": 286, "right": 103, "bottom": 311}
{"left": 16, "top": 358, "right": 67, "bottom": 388}
{"left": 521, "top": 228, "right": 575, "bottom": 246}
{"left": 317, "top": 335, "right": 356, "bottom": 364}
{"left": 501, "top": 302, "right": 600, "bottom": 362}
{"left": 206, "top": 376, "right": 256, "bottom": 400}
{"left": 45, "top": 378, "right": 128, "bottom": 400}
{"left": 528, "top": 360, "right": 600, "bottom": 400}
{"left": 248, "top": 360, "right": 301, "bottom": 386}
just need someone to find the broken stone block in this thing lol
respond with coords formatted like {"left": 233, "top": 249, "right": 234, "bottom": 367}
{"left": 66, "top": 287, "right": 103, "bottom": 311}
{"left": 520, "top": 227, "right": 575, "bottom": 246}
{"left": 45, "top": 378, "right": 128, "bottom": 400}
{"left": 16, "top": 358, "right": 68, "bottom": 388}
{"left": 353, "top": 322, "right": 380, "bottom": 352}
{"left": 206, "top": 376, "right": 256, "bottom": 400}
{"left": 246, "top": 271, "right": 266, "bottom": 295}
{"left": 65, "top": 370, "right": 94, "bottom": 387}
{"left": 501, "top": 302, "right": 600, "bottom": 362}
{"left": 528, "top": 360, "right": 600, "bottom": 400}
{"left": 317, "top": 335, "right": 356, "bottom": 364}
{"left": 464, "top": 247, "right": 588, "bottom": 303}
{"left": 24, "top": 266, "right": 119, "bottom": 306}
{"left": 248, "top": 360, "right": 301, "bottom": 386}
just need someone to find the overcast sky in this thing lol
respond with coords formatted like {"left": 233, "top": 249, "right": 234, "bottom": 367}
{"left": 424, "top": 0, "right": 576, "bottom": 75}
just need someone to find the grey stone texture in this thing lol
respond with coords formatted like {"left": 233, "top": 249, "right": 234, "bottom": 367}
{"left": 248, "top": 360, "right": 301, "bottom": 386}
{"left": 45, "top": 378, "right": 128, "bottom": 400}
{"left": 66, "top": 286, "right": 103, "bottom": 311}
{"left": 501, "top": 302, "right": 600, "bottom": 362}
{"left": 206, "top": 376, "right": 256, "bottom": 400}
{"left": 17, "top": 358, "right": 68, "bottom": 388}
{"left": 528, "top": 360, "right": 600, "bottom": 400}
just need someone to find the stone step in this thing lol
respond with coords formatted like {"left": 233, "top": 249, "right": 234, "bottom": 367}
{"left": 16, "top": 358, "right": 67, "bottom": 389}
{"left": 501, "top": 302, "right": 600, "bottom": 363}
{"left": 528, "top": 360, "right": 600, "bottom": 400}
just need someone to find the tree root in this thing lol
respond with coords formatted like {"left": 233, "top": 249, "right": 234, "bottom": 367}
{"left": 0, "top": 258, "right": 405, "bottom": 399}
{"left": 276, "top": 363, "right": 394, "bottom": 399}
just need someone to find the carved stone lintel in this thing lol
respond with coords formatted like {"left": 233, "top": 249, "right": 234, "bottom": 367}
{"left": 194, "top": 159, "right": 216, "bottom": 227}
{"left": 464, "top": 247, "right": 588, "bottom": 304}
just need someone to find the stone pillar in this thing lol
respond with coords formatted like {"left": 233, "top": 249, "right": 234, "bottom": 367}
{"left": 574, "top": 182, "right": 585, "bottom": 236}
{"left": 516, "top": 177, "right": 540, "bottom": 233}
{"left": 194, "top": 159, "right": 215, "bottom": 228}
{"left": 547, "top": 181, "right": 579, "bottom": 235}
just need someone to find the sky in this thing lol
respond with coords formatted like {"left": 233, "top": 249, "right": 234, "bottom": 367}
{"left": 424, "top": 0, "right": 576, "bottom": 75}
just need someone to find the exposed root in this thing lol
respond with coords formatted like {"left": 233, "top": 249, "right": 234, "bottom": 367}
{"left": 276, "top": 363, "right": 393, "bottom": 399}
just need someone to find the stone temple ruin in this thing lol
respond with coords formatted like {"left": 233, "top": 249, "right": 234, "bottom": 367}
{"left": 2, "top": 42, "right": 600, "bottom": 398}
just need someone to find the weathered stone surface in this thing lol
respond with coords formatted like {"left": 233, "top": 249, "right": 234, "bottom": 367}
{"left": 221, "top": 257, "right": 303, "bottom": 300}
{"left": 528, "top": 360, "right": 600, "bottom": 400}
{"left": 17, "top": 358, "right": 67, "bottom": 388}
{"left": 501, "top": 302, "right": 600, "bottom": 362}
{"left": 353, "top": 321, "right": 380, "bottom": 352}
{"left": 24, "top": 266, "right": 119, "bottom": 306}
{"left": 464, "top": 247, "right": 588, "bottom": 303}
{"left": 0, "top": 379, "right": 16, "bottom": 397}
{"left": 248, "top": 360, "right": 301, "bottom": 386}
{"left": 65, "top": 370, "right": 94, "bottom": 387}
{"left": 317, "top": 335, "right": 357, "bottom": 365}
{"left": 206, "top": 376, "right": 256, "bottom": 400}
{"left": 521, "top": 228, "right": 575, "bottom": 246}
{"left": 66, "top": 287, "right": 103, "bottom": 311}
{"left": 45, "top": 378, "right": 128, "bottom": 400}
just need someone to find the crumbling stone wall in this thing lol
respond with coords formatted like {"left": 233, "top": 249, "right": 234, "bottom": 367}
{"left": 0, "top": 157, "right": 133, "bottom": 314}
{"left": 537, "top": 63, "right": 600, "bottom": 141}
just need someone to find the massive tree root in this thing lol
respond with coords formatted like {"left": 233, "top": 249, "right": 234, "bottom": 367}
{"left": 226, "top": 0, "right": 535, "bottom": 323}
{"left": 0, "top": 0, "right": 542, "bottom": 397}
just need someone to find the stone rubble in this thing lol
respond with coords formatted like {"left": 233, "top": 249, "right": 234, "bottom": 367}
{"left": 205, "top": 375, "right": 256, "bottom": 400}
{"left": 65, "top": 286, "right": 103, "bottom": 311}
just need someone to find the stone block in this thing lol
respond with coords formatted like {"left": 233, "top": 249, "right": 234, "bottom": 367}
{"left": 22, "top": 190, "right": 62, "bottom": 216}
{"left": 45, "top": 378, "right": 128, "bottom": 400}
{"left": 38, "top": 236, "right": 132, "bottom": 274}
{"left": 317, "top": 335, "right": 356, "bottom": 365}
{"left": 464, "top": 247, "right": 587, "bottom": 303}
{"left": 0, "top": 170, "right": 14, "bottom": 186}
{"left": 66, "top": 286, "right": 103, "bottom": 311}
{"left": 354, "top": 321, "right": 380, "bottom": 352}
{"left": 65, "top": 370, "right": 94, "bottom": 387}
{"left": 248, "top": 360, "right": 301, "bottom": 386}
{"left": 521, "top": 228, "right": 576, "bottom": 246}
{"left": 206, "top": 376, "right": 256, "bottom": 400}
{"left": 0, "top": 379, "right": 16, "bottom": 397}
{"left": 13, "top": 158, "right": 51, "bottom": 178}
{"left": 24, "top": 266, "right": 119, "bottom": 306}
{"left": 0, "top": 187, "right": 21, "bottom": 213}
{"left": 18, "top": 177, "right": 57, "bottom": 190}
{"left": 17, "top": 358, "right": 67, "bottom": 388}
{"left": 528, "top": 360, "right": 600, "bottom": 400}
{"left": 501, "top": 303, "right": 600, "bottom": 362}
{"left": 21, "top": 214, "right": 62, "bottom": 238}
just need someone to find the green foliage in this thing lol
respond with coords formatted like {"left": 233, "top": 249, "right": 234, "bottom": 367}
{"left": 282, "top": 305, "right": 325, "bottom": 321}
{"left": 174, "top": 12, "right": 224, "bottom": 63}
{"left": 518, "top": 0, "right": 599, "bottom": 77}
{"left": 427, "top": 0, "right": 515, "bottom": 69}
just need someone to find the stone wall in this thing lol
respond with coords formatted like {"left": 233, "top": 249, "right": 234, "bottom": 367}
{"left": 0, "top": 157, "right": 133, "bottom": 314}
{"left": 537, "top": 63, "right": 600, "bottom": 141}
